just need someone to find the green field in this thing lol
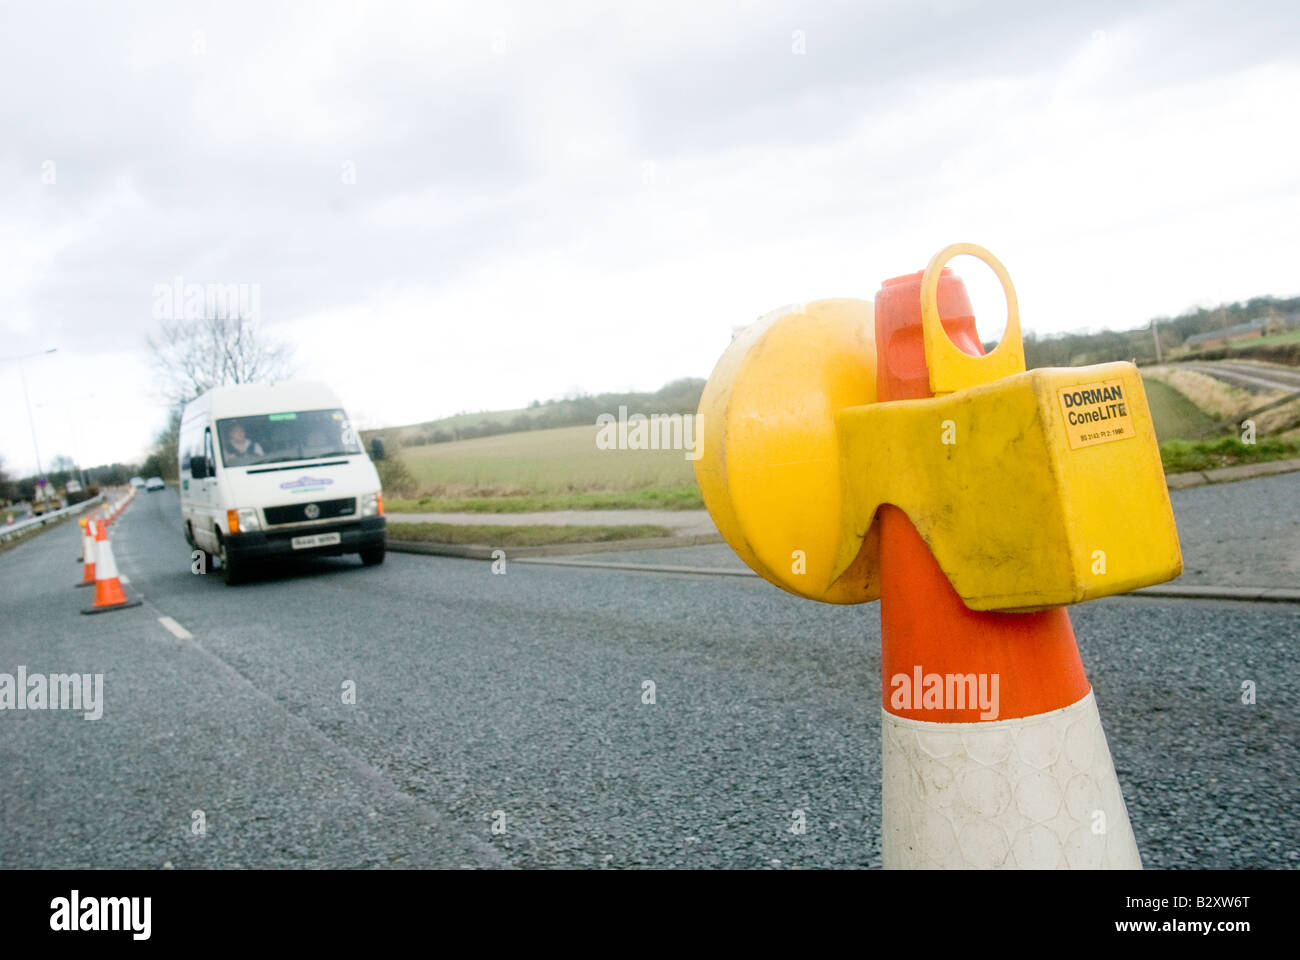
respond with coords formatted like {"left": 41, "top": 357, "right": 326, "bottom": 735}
{"left": 1142, "top": 376, "right": 1216, "bottom": 442}
{"left": 392, "top": 423, "right": 698, "bottom": 502}
{"left": 1229, "top": 328, "right": 1300, "bottom": 349}
{"left": 378, "top": 377, "right": 1290, "bottom": 515}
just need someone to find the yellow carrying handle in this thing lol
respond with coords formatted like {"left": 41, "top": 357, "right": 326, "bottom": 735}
{"left": 920, "top": 242, "right": 1026, "bottom": 394}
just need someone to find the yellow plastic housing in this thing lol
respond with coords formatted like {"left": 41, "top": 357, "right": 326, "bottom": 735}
{"left": 695, "top": 243, "right": 1183, "bottom": 611}
{"left": 694, "top": 299, "right": 880, "bottom": 603}
{"left": 833, "top": 362, "right": 1183, "bottom": 610}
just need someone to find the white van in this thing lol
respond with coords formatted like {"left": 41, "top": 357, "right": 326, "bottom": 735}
{"left": 178, "top": 381, "right": 386, "bottom": 584}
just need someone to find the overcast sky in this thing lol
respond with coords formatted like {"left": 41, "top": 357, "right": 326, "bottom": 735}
{"left": 1, "top": 0, "right": 1297, "bottom": 475}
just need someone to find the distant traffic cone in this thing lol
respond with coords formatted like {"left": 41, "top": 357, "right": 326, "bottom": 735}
{"left": 82, "top": 521, "right": 141, "bottom": 614}
{"left": 76, "top": 519, "right": 97, "bottom": 587}
{"left": 875, "top": 268, "right": 1141, "bottom": 869}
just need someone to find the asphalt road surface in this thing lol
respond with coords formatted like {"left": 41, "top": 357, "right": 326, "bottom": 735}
{"left": 1182, "top": 359, "right": 1300, "bottom": 394}
{"left": 2, "top": 488, "right": 1296, "bottom": 869}
{"left": 525, "top": 469, "right": 1300, "bottom": 591}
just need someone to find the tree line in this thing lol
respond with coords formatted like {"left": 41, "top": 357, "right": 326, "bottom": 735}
{"left": 1022, "top": 295, "right": 1300, "bottom": 369}
{"left": 0, "top": 457, "right": 141, "bottom": 505}
{"left": 367, "top": 377, "right": 708, "bottom": 447}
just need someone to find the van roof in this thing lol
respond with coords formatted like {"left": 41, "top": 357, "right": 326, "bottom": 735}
{"left": 184, "top": 380, "right": 345, "bottom": 420}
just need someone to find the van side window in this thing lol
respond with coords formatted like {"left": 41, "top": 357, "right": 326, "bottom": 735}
{"left": 180, "top": 418, "right": 202, "bottom": 475}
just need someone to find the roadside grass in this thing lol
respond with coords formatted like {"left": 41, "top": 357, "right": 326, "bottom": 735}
{"left": 385, "top": 521, "right": 675, "bottom": 546}
{"left": 1160, "top": 436, "right": 1300, "bottom": 473}
{"left": 386, "top": 484, "right": 703, "bottom": 513}
{"left": 1143, "top": 367, "right": 1256, "bottom": 420}
{"left": 1142, "top": 377, "right": 1217, "bottom": 442}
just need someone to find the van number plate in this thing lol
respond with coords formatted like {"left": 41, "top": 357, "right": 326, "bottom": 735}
{"left": 291, "top": 532, "right": 341, "bottom": 550}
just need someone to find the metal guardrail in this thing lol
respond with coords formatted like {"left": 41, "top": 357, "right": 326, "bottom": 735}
{"left": 0, "top": 494, "right": 106, "bottom": 543}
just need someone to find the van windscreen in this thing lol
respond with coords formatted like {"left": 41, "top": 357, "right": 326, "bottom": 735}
{"left": 216, "top": 409, "right": 362, "bottom": 467}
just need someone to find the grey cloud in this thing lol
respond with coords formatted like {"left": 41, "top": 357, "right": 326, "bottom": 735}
{"left": 2, "top": 0, "right": 1297, "bottom": 361}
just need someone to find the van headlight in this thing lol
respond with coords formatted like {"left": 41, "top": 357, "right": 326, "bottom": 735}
{"left": 361, "top": 492, "right": 383, "bottom": 517}
{"left": 227, "top": 507, "right": 261, "bottom": 533}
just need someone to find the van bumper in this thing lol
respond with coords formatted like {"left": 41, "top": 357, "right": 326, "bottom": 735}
{"left": 224, "top": 517, "right": 386, "bottom": 562}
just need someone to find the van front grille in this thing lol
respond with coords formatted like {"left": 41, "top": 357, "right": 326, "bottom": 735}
{"left": 263, "top": 497, "right": 356, "bottom": 526}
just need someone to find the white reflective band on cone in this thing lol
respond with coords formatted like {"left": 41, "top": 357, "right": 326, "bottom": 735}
{"left": 95, "top": 539, "right": 118, "bottom": 581}
{"left": 881, "top": 689, "right": 1141, "bottom": 869}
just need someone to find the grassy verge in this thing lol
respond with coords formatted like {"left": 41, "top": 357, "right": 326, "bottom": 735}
{"left": 1160, "top": 436, "right": 1300, "bottom": 473}
{"left": 386, "top": 484, "right": 703, "bottom": 513}
{"left": 1142, "top": 377, "right": 1217, "bottom": 442}
{"left": 385, "top": 522, "right": 675, "bottom": 546}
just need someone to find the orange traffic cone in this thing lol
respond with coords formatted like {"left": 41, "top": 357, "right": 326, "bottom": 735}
{"left": 875, "top": 267, "right": 1140, "bottom": 869}
{"left": 82, "top": 520, "right": 141, "bottom": 614}
{"left": 76, "top": 518, "right": 97, "bottom": 587}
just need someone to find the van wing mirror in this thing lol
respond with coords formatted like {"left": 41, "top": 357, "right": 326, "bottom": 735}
{"left": 191, "top": 455, "right": 208, "bottom": 479}
{"left": 370, "top": 437, "right": 385, "bottom": 461}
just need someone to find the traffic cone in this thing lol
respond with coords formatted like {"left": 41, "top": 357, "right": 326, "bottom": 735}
{"left": 82, "top": 520, "right": 141, "bottom": 614}
{"left": 76, "top": 519, "right": 97, "bottom": 587}
{"left": 874, "top": 268, "right": 1141, "bottom": 869}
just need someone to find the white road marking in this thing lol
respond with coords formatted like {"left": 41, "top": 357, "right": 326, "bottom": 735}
{"left": 118, "top": 574, "right": 130, "bottom": 584}
{"left": 157, "top": 616, "right": 193, "bottom": 640}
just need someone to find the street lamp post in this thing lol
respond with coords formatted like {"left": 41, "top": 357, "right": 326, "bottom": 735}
{"left": 1, "top": 347, "right": 58, "bottom": 487}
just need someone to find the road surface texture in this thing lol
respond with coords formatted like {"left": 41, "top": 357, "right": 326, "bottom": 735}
{"left": 1170, "top": 471, "right": 1300, "bottom": 587}
{"left": 1182, "top": 359, "right": 1300, "bottom": 395}
{"left": 1, "top": 487, "right": 1296, "bottom": 869}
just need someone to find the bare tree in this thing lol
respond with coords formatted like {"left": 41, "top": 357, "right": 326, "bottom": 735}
{"left": 147, "top": 406, "right": 183, "bottom": 482}
{"left": 145, "top": 311, "right": 295, "bottom": 476}
{"left": 147, "top": 313, "right": 295, "bottom": 407}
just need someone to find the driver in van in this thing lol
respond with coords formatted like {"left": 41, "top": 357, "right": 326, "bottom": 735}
{"left": 224, "top": 423, "right": 265, "bottom": 465}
